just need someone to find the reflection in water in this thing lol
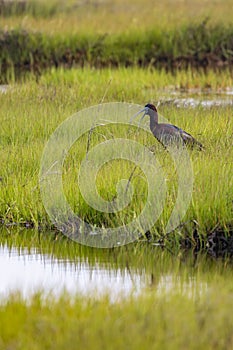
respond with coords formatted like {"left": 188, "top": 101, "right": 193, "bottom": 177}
{"left": 0, "top": 245, "right": 144, "bottom": 300}
{"left": 0, "top": 244, "right": 207, "bottom": 300}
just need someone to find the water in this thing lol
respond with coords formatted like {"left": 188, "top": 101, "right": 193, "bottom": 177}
{"left": 0, "top": 230, "right": 212, "bottom": 301}
{"left": 0, "top": 85, "right": 9, "bottom": 93}
{"left": 158, "top": 88, "right": 233, "bottom": 108}
{"left": 161, "top": 97, "right": 233, "bottom": 108}
{"left": 0, "top": 244, "right": 144, "bottom": 300}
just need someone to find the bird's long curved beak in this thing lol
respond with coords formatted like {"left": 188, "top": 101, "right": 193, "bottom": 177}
{"left": 138, "top": 112, "right": 147, "bottom": 128}
{"left": 129, "top": 107, "right": 147, "bottom": 124}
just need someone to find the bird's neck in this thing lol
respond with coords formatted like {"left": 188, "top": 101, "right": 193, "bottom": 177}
{"left": 149, "top": 112, "right": 159, "bottom": 130}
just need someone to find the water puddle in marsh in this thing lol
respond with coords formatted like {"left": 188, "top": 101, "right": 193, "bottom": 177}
{"left": 161, "top": 97, "right": 233, "bottom": 108}
{"left": 0, "top": 85, "right": 9, "bottom": 93}
{"left": 0, "top": 229, "right": 216, "bottom": 301}
{"left": 158, "top": 88, "right": 233, "bottom": 108}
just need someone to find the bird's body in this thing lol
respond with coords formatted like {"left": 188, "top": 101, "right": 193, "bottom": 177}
{"left": 131, "top": 103, "right": 203, "bottom": 150}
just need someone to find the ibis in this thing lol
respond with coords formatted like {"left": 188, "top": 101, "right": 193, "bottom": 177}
{"left": 131, "top": 104, "right": 203, "bottom": 149}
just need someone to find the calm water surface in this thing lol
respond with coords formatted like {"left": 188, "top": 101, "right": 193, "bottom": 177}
{"left": 0, "top": 244, "right": 144, "bottom": 299}
{"left": 0, "top": 233, "right": 210, "bottom": 300}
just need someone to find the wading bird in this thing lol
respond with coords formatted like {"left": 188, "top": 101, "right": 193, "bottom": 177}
{"left": 131, "top": 103, "right": 203, "bottom": 149}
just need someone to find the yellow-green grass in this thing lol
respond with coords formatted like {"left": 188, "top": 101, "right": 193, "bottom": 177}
{"left": 0, "top": 67, "right": 232, "bottom": 238}
{"left": 1, "top": 286, "right": 233, "bottom": 349}
{"left": 1, "top": 0, "right": 233, "bottom": 82}
{"left": 1, "top": 0, "right": 233, "bottom": 34}
{"left": 1, "top": 22, "right": 233, "bottom": 83}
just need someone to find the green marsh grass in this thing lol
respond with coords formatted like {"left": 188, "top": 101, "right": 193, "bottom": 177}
{"left": 0, "top": 68, "right": 232, "bottom": 238}
{"left": 0, "top": 3, "right": 232, "bottom": 347}
{"left": 1, "top": 0, "right": 233, "bottom": 82}
{"left": 1, "top": 0, "right": 233, "bottom": 33}
{"left": 1, "top": 22, "right": 233, "bottom": 82}
{"left": 1, "top": 289, "right": 233, "bottom": 350}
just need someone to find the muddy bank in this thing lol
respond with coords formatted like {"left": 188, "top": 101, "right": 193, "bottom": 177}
{"left": 1, "top": 218, "right": 232, "bottom": 256}
{"left": 179, "top": 225, "right": 233, "bottom": 258}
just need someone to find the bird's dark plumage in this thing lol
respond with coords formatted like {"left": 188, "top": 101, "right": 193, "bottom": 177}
{"left": 134, "top": 104, "right": 203, "bottom": 150}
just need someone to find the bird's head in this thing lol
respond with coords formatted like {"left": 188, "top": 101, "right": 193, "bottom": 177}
{"left": 144, "top": 104, "right": 157, "bottom": 114}
{"left": 130, "top": 103, "right": 158, "bottom": 125}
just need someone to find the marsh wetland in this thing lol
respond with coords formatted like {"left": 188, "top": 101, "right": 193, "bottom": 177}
{"left": 0, "top": 0, "right": 233, "bottom": 349}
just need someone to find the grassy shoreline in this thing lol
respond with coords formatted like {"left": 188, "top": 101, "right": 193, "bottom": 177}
{"left": 0, "top": 68, "right": 232, "bottom": 243}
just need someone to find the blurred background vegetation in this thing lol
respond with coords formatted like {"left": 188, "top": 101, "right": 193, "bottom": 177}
{"left": 1, "top": 0, "right": 233, "bottom": 82}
